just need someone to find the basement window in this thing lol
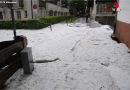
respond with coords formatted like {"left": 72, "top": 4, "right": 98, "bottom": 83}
{"left": 16, "top": 11, "right": 21, "bottom": 20}
{"left": 0, "top": 12, "right": 3, "bottom": 20}
{"left": 25, "top": 11, "right": 28, "bottom": 18}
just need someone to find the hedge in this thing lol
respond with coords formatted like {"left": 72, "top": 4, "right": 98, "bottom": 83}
{"left": 0, "top": 16, "right": 75, "bottom": 29}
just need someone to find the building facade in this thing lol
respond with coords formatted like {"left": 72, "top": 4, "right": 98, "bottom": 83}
{"left": 115, "top": 0, "right": 130, "bottom": 49}
{"left": 0, "top": 0, "right": 34, "bottom": 20}
{"left": 0, "top": 0, "right": 69, "bottom": 21}
{"left": 89, "top": 0, "right": 117, "bottom": 27}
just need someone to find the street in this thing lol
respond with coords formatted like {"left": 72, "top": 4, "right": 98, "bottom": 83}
{"left": 0, "top": 18, "right": 130, "bottom": 90}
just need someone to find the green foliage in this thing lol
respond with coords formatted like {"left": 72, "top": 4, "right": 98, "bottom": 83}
{"left": 0, "top": 21, "right": 13, "bottom": 29}
{"left": 65, "top": 17, "right": 77, "bottom": 23}
{"left": 0, "top": 16, "right": 74, "bottom": 29}
{"left": 41, "top": 16, "right": 72, "bottom": 24}
{"left": 69, "top": 0, "right": 87, "bottom": 16}
{"left": 39, "top": 0, "right": 46, "bottom": 8}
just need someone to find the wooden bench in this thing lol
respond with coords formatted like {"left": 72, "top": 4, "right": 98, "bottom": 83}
{"left": 0, "top": 36, "right": 27, "bottom": 88}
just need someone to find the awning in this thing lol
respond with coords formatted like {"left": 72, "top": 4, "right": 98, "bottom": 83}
{"left": 96, "top": 0, "right": 117, "bottom": 2}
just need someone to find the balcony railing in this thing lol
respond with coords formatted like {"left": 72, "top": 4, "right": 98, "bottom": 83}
{"left": 96, "top": 12, "right": 116, "bottom": 16}
{"left": 96, "top": 2, "right": 116, "bottom": 16}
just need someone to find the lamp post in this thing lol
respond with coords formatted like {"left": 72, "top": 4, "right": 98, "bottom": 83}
{"left": 10, "top": 2, "right": 16, "bottom": 39}
{"left": 111, "top": 0, "right": 120, "bottom": 42}
{"left": 113, "top": 1, "right": 119, "bottom": 34}
{"left": 1, "top": 0, "right": 17, "bottom": 39}
{"left": 74, "top": 3, "right": 77, "bottom": 16}
{"left": 31, "top": 0, "right": 33, "bottom": 19}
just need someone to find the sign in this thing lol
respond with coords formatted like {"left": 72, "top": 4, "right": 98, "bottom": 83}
{"left": 33, "top": 4, "right": 37, "bottom": 10}
{"left": 114, "top": 2, "right": 121, "bottom": 12}
{"left": 114, "top": 2, "right": 119, "bottom": 8}
{"left": 0, "top": 1, "right": 17, "bottom": 4}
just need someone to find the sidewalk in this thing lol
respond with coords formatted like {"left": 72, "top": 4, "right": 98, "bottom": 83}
{"left": 1, "top": 18, "right": 130, "bottom": 90}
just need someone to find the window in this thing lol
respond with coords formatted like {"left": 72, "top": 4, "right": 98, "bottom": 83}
{"left": 0, "top": 12, "right": 3, "bottom": 20}
{"left": 25, "top": 11, "right": 28, "bottom": 18}
{"left": 16, "top": 11, "right": 21, "bottom": 20}
{"left": 49, "top": 10, "right": 53, "bottom": 16}
{"left": 54, "top": 11, "right": 57, "bottom": 16}
{"left": 19, "top": 0, "right": 24, "bottom": 8}
{"left": 97, "top": 2, "right": 114, "bottom": 14}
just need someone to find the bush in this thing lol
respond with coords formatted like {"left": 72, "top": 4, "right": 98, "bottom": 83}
{"left": 0, "top": 21, "right": 13, "bottom": 29}
{"left": 0, "top": 16, "right": 75, "bottom": 29}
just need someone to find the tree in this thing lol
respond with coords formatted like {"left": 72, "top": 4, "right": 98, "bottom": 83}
{"left": 61, "top": 0, "right": 68, "bottom": 8}
{"left": 69, "top": 0, "right": 87, "bottom": 17}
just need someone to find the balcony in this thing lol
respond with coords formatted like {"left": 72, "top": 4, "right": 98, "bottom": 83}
{"left": 0, "top": 0, "right": 14, "bottom": 8}
{"left": 96, "top": 0, "right": 117, "bottom": 3}
{"left": 96, "top": 2, "right": 116, "bottom": 16}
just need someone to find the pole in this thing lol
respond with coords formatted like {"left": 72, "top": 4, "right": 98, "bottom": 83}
{"left": 31, "top": 0, "right": 33, "bottom": 19}
{"left": 113, "top": 0, "right": 119, "bottom": 34}
{"left": 50, "top": 24, "right": 52, "bottom": 31}
{"left": 113, "top": 11, "right": 117, "bottom": 34}
{"left": 10, "top": 2, "right": 16, "bottom": 39}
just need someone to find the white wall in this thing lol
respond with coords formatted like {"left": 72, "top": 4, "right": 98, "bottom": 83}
{"left": 24, "top": 0, "right": 33, "bottom": 20}
{"left": 46, "top": 3, "right": 69, "bottom": 16}
{"left": 14, "top": 0, "right": 33, "bottom": 20}
{"left": 46, "top": 3, "right": 61, "bottom": 12}
{"left": 117, "top": 0, "right": 130, "bottom": 24}
{"left": 0, "top": 0, "right": 33, "bottom": 20}
{"left": 0, "top": 0, "right": 69, "bottom": 21}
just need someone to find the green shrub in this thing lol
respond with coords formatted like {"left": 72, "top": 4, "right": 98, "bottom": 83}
{"left": 0, "top": 16, "right": 75, "bottom": 29}
{"left": 0, "top": 21, "right": 13, "bottom": 29}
